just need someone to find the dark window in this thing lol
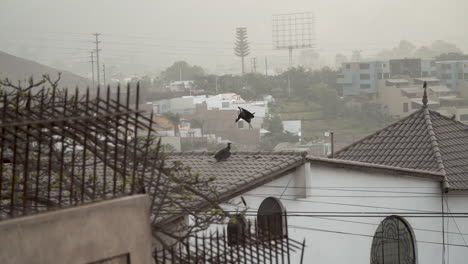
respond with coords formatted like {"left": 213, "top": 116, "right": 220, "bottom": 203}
{"left": 459, "top": 73, "right": 464, "bottom": 79}
{"left": 359, "top": 63, "right": 370, "bottom": 70}
{"left": 337, "top": 74, "right": 345, "bottom": 78}
{"left": 360, "top": 74, "right": 370, "bottom": 80}
{"left": 442, "top": 64, "right": 452, "bottom": 70}
{"left": 403, "top": 103, "right": 409, "bottom": 113}
{"left": 422, "top": 71, "right": 428, "bottom": 77}
{"left": 227, "top": 214, "right": 248, "bottom": 246}
{"left": 384, "top": 73, "right": 390, "bottom": 79}
{"left": 447, "top": 83, "right": 452, "bottom": 88}
{"left": 382, "top": 63, "right": 387, "bottom": 68}
{"left": 237, "top": 120, "right": 244, "bottom": 129}
{"left": 442, "top": 74, "right": 451, "bottom": 79}
{"left": 360, "top": 84, "right": 371, "bottom": 89}
{"left": 370, "top": 216, "right": 415, "bottom": 264}
{"left": 257, "top": 197, "right": 287, "bottom": 239}
{"left": 377, "top": 73, "right": 383, "bottom": 80}
{"left": 460, "top": 114, "right": 468, "bottom": 121}
{"left": 465, "top": 73, "right": 468, "bottom": 80}
{"left": 431, "top": 71, "right": 436, "bottom": 76}
{"left": 346, "top": 64, "right": 350, "bottom": 69}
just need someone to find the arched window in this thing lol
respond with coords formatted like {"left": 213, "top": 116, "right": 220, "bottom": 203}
{"left": 370, "top": 216, "right": 415, "bottom": 264}
{"left": 227, "top": 214, "right": 248, "bottom": 246}
{"left": 257, "top": 197, "right": 287, "bottom": 239}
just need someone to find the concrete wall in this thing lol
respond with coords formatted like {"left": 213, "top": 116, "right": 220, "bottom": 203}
{"left": 160, "top": 136, "right": 182, "bottom": 151}
{"left": 0, "top": 195, "right": 152, "bottom": 264}
{"left": 217, "top": 163, "right": 468, "bottom": 264}
{"left": 377, "top": 83, "right": 415, "bottom": 117}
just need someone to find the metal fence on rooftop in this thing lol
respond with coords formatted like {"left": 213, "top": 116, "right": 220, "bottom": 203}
{"left": 0, "top": 83, "right": 155, "bottom": 219}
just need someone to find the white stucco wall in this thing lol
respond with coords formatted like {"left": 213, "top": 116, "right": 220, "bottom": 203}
{"left": 217, "top": 163, "right": 468, "bottom": 264}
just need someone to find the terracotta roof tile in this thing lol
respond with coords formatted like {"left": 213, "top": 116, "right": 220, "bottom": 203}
{"left": 334, "top": 108, "right": 468, "bottom": 190}
{"left": 165, "top": 151, "right": 307, "bottom": 196}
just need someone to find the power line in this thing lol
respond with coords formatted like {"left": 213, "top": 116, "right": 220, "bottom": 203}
{"left": 158, "top": 210, "right": 468, "bottom": 216}
{"left": 240, "top": 193, "right": 464, "bottom": 198}
{"left": 289, "top": 225, "right": 468, "bottom": 248}
{"left": 445, "top": 197, "right": 468, "bottom": 247}
{"left": 244, "top": 194, "right": 440, "bottom": 212}
{"left": 303, "top": 216, "right": 468, "bottom": 236}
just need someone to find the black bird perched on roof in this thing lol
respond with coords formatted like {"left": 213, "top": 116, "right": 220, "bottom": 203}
{"left": 214, "top": 142, "right": 231, "bottom": 162}
{"left": 236, "top": 107, "right": 255, "bottom": 129}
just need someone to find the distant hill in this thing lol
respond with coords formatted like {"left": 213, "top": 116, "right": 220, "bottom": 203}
{"left": 0, "top": 50, "right": 91, "bottom": 89}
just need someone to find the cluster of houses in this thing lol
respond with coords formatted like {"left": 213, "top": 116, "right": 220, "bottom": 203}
{"left": 337, "top": 58, "right": 468, "bottom": 124}
{"left": 147, "top": 93, "right": 305, "bottom": 152}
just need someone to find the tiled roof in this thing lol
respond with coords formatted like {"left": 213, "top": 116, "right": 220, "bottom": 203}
{"left": 165, "top": 151, "right": 307, "bottom": 197}
{"left": 334, "top": 107, "right": 468, "bottom": 190}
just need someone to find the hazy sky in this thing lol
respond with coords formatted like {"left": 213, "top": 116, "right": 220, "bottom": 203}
{"left": 1, "top": 0, "right": 467, "bottom": 77}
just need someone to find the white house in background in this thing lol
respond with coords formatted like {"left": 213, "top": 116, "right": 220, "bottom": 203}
{"left": 150, "top": 93, "right": 269, "bottom": 129}
{"left": 166, "top": 80, "right": 194, "bottom": 92}
{"left": 282, "top": 120, "right": 301, "bottom": 137}
{"left": 168, "top": 97, "right": 468, "bottom": 263}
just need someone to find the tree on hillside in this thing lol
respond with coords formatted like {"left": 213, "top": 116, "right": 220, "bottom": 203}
{"left": 376, "top": 40, "right": 463, "bottom": 59}
{"left": 260, "top": 114, "right": 299, "bottom": 151}
{"left": 163, "top": 111, "right": 181, "bottom": 136}
{"left": 430, "top": 40, "right": 462, "bottom": 54}
{"left": 376, "top": 40, "right": 416, "bottom": 59}
{"left": 311, "top": 83, "right": 340, "bottom": 118}
{"left": 436, "top": 52, "right": 468, "bottom": 61}
{"left": 281, "top": 67, "right": 311, "bottom": 97}
{"left": 335, "top": 53, "right": 348, "bottom": 69}
{"left": 160, "top": 61, "right": 204, "bottom": 82}
{"left": 234, "top": 27, "right": 250, "bottom": 75}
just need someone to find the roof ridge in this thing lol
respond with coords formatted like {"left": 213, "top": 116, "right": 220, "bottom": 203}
{"left": 333, "top": 109, "right": 424, "bottom": 157}
{"left": 166, "top": 151, "right": 307, "bottom": 156}
{"left": 428, "top": 109, "right": 468, "bottom": 129}
{"left": 422, "top": 108, "right": 447, "bottom": 177}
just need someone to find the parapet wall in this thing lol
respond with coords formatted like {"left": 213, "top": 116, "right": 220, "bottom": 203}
{"left": 0, "top": 195, "right": 152, "bottom": 264}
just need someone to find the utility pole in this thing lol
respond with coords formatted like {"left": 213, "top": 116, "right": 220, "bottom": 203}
{"left": 288, "top": 46, "right": 293, "bottom": 68}
{"left": 179, "top": 66, "right": 182, "bottom": 81}
{"left": 103, "top": 64, "right": 106, "bottom": 88}
{"left": 215, "top": 76, "right": 218, "bottom": 94}
{"left": 93, "top": 33, "right": 101, "bottom": 86}
{"left": 265, "top": 57, "right": 268, "bottom": 76}
{"left": 89, "top": 51, "right": 95, "bottom": 89}
{"left": 251, "top": 57, "right": 257, "bottom": 73}
{"left": 324, "top": 131, "right": 335, "bottom": 157}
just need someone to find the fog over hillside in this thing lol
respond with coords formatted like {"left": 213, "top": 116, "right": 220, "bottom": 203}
{"left": 1, "top": 0, "right": 467, "bottom": 76}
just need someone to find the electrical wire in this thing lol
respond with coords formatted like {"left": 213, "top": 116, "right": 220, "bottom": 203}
{"left": 288, "top": 225, "right": 468, "bottom": 248}
{"left": 244, "top": 194, "right": 441, "bottom": 212}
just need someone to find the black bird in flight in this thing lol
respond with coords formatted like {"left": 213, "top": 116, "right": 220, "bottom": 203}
{"left": 214, "top": 142, "right": 231, "bottom": 162}
{"left": 236, "top": 107, "right": 255, "bottom": 129}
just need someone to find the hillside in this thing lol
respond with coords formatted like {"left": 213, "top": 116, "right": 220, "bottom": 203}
{"left": 0, "top": 51, "right": 91, "bottom": 89}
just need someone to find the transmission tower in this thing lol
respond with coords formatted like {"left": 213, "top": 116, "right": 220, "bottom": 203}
{"left": 93, "top": 33, "right": 101, "bottom": 86}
